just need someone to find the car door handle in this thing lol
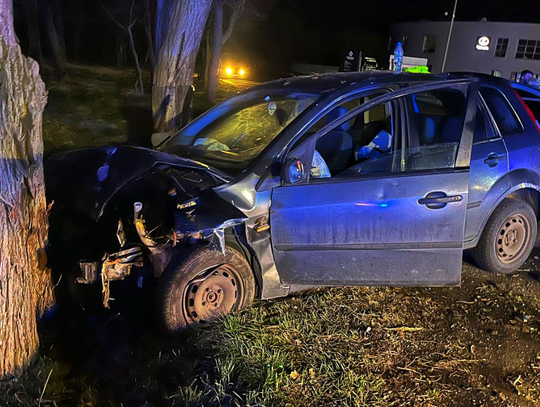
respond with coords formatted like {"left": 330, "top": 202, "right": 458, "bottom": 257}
{"left": 418, "top": 192, "right": 463, "bottom": 209}
{"left": 484, "top": 153, "right": 505, "bottom": 167}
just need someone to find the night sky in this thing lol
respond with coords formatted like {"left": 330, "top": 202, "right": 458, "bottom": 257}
{"left": 229, "top": 0, "right": 540, "bottom": 73}
{"left": 13, "top": 0, "right": 540, "bottom": 75}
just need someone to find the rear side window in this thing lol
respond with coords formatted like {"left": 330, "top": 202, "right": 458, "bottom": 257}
{"left": 516, "top": 88, "right": 540, "bottom": 125}
{"left": 473, "top": 106, "right": 486, "bottom": 142}
{"left": 480, "top": 87, "right": 522, "bottom": 136}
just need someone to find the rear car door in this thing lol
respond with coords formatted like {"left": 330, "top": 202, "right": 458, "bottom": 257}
{"left": 464, "top": 97, "right": 509, "bottom": 244}
{"left": 270, "top": 80, "right": 478, "bottom": 286}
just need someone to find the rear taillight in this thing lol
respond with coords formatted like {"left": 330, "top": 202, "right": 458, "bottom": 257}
{"left": 513, "top": 88, "right": 540, "bottom": 134}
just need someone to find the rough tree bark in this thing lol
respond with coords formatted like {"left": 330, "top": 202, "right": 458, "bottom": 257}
{"left": 153, "top": 0, "right": 213, "bottom": 133}
{"left": 22, "top": 0, "right": 42, "bottom": 64}
{"left": 0, "top": 0, "right": 54, "bottom": 378}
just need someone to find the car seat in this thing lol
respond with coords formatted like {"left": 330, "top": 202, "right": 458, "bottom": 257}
{"left": 440, "top": 117, "right": 463, "bottom": 143}
{"left": 420, "top": 116, "right": 438, "bottom": 145}
{"left": 315, "top": 107, "right": 353, "bottom": 172}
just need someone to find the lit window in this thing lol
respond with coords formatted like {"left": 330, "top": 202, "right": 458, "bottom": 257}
{"left": 402, "top": 35, "right": 408, "bottom": 52}
{"left": 516, "top": 39, "right": 540, "bottom": 60}
{"left": 494, "top": 38, "right": 509, "bottom": 58}
{"left": 422, "top": 35, "right": 437, "bottom": 53}
{"left": 491, "top": 70, "right": 502, "bottom": 77}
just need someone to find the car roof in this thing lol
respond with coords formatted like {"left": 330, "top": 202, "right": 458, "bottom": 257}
{"left": 247, "top": 71, "right": 509, "bottom": 96}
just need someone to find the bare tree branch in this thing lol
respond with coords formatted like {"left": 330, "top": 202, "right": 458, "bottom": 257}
{"left": 222, "top": 0, "right": 245, "bottom": 45}
{"left": 100, "top": 2, "right": 125, "bottom": 30}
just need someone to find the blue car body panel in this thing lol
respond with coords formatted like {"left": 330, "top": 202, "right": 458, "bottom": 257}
{"left": 271, "top": 170, "right": 470, "bottom": 286}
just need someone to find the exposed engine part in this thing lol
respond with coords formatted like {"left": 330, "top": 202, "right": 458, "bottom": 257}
{"left": 133, "top": 202, "right": 157, "bottom": 247}
{"left": 77, "top": 261, "right": 100, "bottom": 284}
{"left": 101, "top": 246, "right": 144, "bottom": 307}
{"left": 254, "top": 216, "right": 270, "bottom": 233}
{"left": 170, "top": 218, "right": 246, "bottom": 255}
{"left": 116, "top": 218, "right": 126, "bottom": 247}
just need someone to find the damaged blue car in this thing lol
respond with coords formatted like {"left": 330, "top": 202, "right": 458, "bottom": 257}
{"left": 46, "top": 72, "right": 540, "bottom": 331}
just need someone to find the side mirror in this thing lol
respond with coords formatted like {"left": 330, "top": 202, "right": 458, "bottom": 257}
{"left": 151, "top": 132, "right": 170, "bottom": 148}
{"left": 283, "top": 158, "right": 306, "bottom": 184}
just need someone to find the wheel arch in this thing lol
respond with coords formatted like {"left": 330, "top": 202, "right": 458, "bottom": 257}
{"left": 224, "top": 234, "right": 263, "bottom": 298}
{"left": 467, "top": 184, "right": 540, "bottom": 249}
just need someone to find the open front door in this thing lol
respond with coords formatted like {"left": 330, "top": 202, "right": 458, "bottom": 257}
{"left": 270, "top": 80, "right": 478, "bottom": 286}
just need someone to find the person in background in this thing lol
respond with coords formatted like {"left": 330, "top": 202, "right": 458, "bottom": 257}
{"left": 520, "top": 70, "right": 540, "bottom": 89}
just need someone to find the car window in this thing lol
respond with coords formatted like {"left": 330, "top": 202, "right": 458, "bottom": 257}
{"left": 474, "top": 102, "right": 500, "bottom": 142}
{"left": 163, "top": 93, "right": 318, "bottom": 174}
{"left": 515, "top": 88, "right": 540, "bottom": 128}
{"left": 191, "top": 97, "right": 314, "bottom": 159}
{"left": 310, "top": 88, "right": 467, "bottom": 180}
{"left": 474, "top": 106, "right": 487, "bottom": 142}
{"left": 310, "top": 100, "right": 393, "bottom": 178}
{"left": 297, "top": 93, "right": 385, "bottom": 141}
{"left": 480, "top": 87, "right": 522, "bottom": 136}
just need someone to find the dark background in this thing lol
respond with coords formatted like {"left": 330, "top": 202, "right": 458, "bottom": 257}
{"left": 13, "top": 0, "right": 540, "bottom": 75}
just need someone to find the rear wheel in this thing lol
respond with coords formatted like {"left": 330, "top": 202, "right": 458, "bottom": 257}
{"left": 157, "top": 245, "right": 255, "bottom": 332}
{"left": 472, "top": 199, "right": 537, "bottom": 274}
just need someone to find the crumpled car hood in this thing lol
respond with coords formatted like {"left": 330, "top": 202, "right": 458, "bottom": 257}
{"left": 46, "top": 145, "right": 232, "bottom": 221}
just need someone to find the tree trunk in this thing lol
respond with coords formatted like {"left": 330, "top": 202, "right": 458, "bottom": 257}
{"left": 126, "top": 24, "right": 144, "bottom": 94}
{"left": 0, "top": 0, "right": 54, "bottom": 379}
{"left": 142, "top": 0, "right": 157, "bottom": 72}
{"left": 72, "top": 0, "right": 81, "bottom": 62}
{"left": 51, "top": 0, "right": 66, "bottom": 63}
{"left": 116, "top": 28, "right": 124, "bottom": 70}
{"left": 153, "top": 0, "right": 213, "bottom": 133}
{"left": 22, "top": 0, "right": 41, "bottom": 64}
{"left": 203, "top": 28, "right": 211, "bottom": 91}
{"left": 206, "top": 0, "right": 224, "bottom": 104}
{"left": 44, "top": 0, "right": 66, "bottom": 78}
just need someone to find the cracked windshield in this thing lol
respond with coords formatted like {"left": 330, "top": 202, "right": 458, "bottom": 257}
{"left": 166, "top": 94, "right": 317, "bottom": 168}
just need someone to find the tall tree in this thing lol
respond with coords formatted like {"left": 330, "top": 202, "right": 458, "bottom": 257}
{"left": 204, "top": 0, "right": 225, "bottom": 103}
{"left": 0, "top": 0, "right": 54, "bottom": 378}
{"left": 102, "top": 0, "right": 145, "bottom": 93}
{"left": 43, "top": 0, "right": 67, "bottom": 77}
{"left": 22, "top": 0, "right": 42, "bottom": 64}
{"left": 142, "top": 0, "right": 157, "bottom": 72}
{"left": 153, "top": 0, "right": 213, "bottom": 133}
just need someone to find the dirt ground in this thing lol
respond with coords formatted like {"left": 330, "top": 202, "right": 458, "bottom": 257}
{"left": 3, "top": 64, "right": 540, "bottom": 406}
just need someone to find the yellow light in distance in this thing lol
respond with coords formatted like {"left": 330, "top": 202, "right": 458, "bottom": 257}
{"left": 239, "top": 69, "right": 246, "bottom": 76}
{"left": 225, "top": 67, "right": 233, "bottom": 75}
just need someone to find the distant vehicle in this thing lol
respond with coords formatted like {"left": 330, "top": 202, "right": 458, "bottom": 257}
{"left": 362, "top": 56, "right": 378, "bottom": 71}
{"left": 220, "top": 60, "right": 249, "bottom": 79}
{"left": 46, "top": 72, "right": 540, "bottom": 332}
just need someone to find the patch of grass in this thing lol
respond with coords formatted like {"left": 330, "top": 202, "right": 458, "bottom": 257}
{"left": 41, "top": 64, "right": 241, "bottom": 156}
{"left": 195, "top": 288, "right": 441, "bottom": 407}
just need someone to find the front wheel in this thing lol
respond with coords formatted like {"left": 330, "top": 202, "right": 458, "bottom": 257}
{"left": 472, "top": 199, "right": 537, "bottom": 274}
{"left": 156, "top": 245, "right": 256, "bottom": 332}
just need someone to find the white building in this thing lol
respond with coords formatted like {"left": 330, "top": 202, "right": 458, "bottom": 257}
{"left": 389, "top": 21, "right": 540, "bottom": 80}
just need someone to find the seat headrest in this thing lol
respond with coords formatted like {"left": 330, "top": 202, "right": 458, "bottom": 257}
{"left": 421, "top": 116, "right": 437, "bottom": 145}
{"left": 327, "top": 107, "right": 351, "bottom": 132}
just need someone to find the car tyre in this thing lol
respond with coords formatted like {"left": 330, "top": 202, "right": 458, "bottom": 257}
{"left": 472, "top": 199, "right": 537, "bottom": 274}
{"left": 156, "top": 245, "right": 255, "bottom": 333}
